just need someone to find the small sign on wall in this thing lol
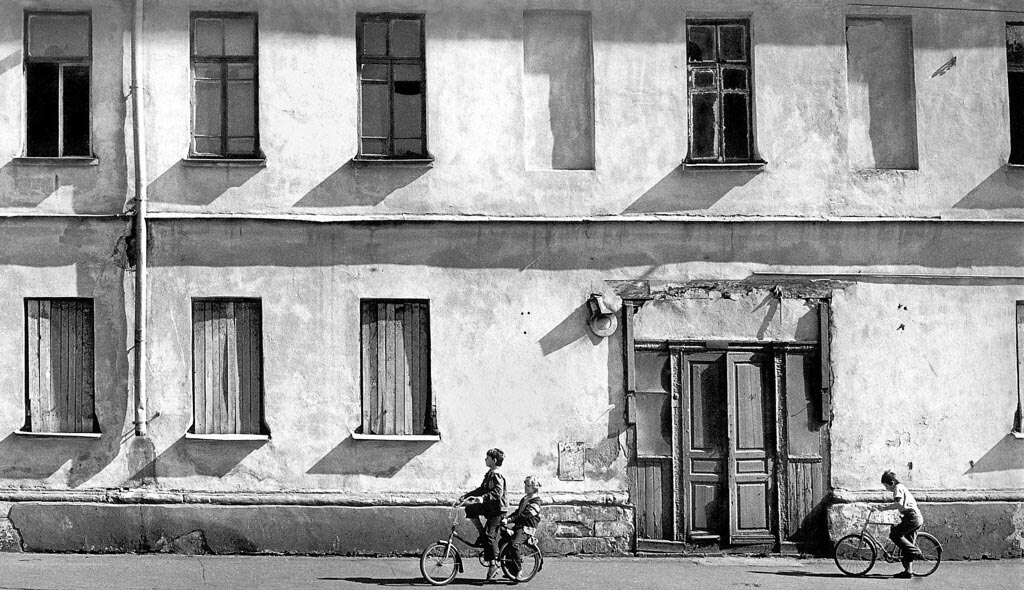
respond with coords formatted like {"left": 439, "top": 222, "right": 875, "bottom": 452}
{"left": 558, "top": 441, "right": 585, "bottom": 481}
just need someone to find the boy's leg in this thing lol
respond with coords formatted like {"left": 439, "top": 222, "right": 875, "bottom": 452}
{"left": 483, "top": 514, "right": 502, "bottom": 563}
{"left": 507, "top": 529, "right": 526, "bottom": 577}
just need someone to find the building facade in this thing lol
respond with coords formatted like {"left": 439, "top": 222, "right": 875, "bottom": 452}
{"left": 0, "top": 0, "right": 1021, "bottom": 558}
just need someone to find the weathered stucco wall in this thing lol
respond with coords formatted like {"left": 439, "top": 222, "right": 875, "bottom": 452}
{"left": 133, "top": 0, "right": 1023, "bottom": 218}
{"left": 830, "top": 282, "right": 1024, "bottom": 493}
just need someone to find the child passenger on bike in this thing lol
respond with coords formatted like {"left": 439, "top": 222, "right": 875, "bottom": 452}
{"left": 503, "top": 475, "right": 542, "bottom": 582}
{"left": 872, "top": 470, "right": 923, "bottom": 578}
{"left": 458, "top": 448, "right": 507, "bottom": 580}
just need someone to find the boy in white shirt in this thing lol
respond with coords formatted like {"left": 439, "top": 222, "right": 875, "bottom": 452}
{"left": 872, "top": 470, "right": 923, "bottom": 578}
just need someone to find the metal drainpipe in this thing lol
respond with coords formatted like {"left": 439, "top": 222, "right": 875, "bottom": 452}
{"left": 131, "top": 0, "right": 148, "bottom": 436}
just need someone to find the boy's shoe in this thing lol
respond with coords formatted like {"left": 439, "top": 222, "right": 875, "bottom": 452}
{"left": 893, "top": 571, "right": 914, "bottom": 579}
{"left": 486, "top": 564, "right": 500, "bottom": 580}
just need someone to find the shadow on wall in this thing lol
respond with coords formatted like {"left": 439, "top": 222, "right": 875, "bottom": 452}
{"left": 624, "top": 166, "right": 759, "bottom": 213}
{"left": 126, "top": 436, "right": 268, "bottom": 482}
{"left": 537, "top": 301, "right": 600, "bottom": 356}
{"left": 964, "top": 434, "right": 1024, "bottom": 474}
{"left": 306, "top": 435, "right": 434, "bottom": 477}
{"left": 954, "top": 166, "right": 1024, "bottom": 210}
{"left": 147, "top": 160, "right": 262, "bottom": 206}
{"left": 0, "top": 50, "right": 21, "bottom": 76}
{"left": 0, "top": 432, "right": 115, "bottom": 486}
{"left": 295, "top": 160, "right": 429, "bottom": 208}
{"left": 0, "top": 160, "right": 101, "bottom": 213}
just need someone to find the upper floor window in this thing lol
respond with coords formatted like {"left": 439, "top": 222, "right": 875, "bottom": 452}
{"left": 190, "top": 13, "right": 260, "bottom": 159}
{"left": 24, "top": 12, "right": 91, "bottom": 158}
{"left": 686, "top": 20, "right": 754, "bottom": 163}
{"left": 356, "top": 14, "right": 428, "bottom": 160}
{"left": 1007, "top": 24, "right": 1024, "bottom": 165}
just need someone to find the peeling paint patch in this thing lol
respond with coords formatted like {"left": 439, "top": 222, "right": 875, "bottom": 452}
{"left": 0, "top": 518, "right": 24, "bottom": 552}
{"left": 1006, "top": 503, "right": 1024, "bottom": 557}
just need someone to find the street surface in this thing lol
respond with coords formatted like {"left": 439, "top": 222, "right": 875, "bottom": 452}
{"left": 0, "top": 554, "right": 1019, "bottom": 590}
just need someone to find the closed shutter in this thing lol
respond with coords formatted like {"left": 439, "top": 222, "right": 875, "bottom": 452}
{"left": 192, "top": 299, "right": 264, "bottom": 435}
{"left": 360, "top": 300, "right": 431, "bottom": 435}
{"left": 25, "top": 299, "right": 96, "bottom": 433}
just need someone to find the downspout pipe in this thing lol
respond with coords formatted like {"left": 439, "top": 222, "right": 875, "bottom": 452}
{"left": 130, "top": 0, "right": 148, "bottom": 436}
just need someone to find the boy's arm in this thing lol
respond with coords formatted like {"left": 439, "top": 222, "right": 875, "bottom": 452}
{"left": 478, "top": 473, "right": 505, "bottom": 504}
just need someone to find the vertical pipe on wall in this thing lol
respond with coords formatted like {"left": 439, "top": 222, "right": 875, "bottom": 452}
{"left": 131, "top": 0, "right": 148, "bottom": 436}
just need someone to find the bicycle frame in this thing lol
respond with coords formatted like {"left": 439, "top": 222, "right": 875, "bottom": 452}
{"left": 857, "top": 517, "right": 905, "bottom": 562}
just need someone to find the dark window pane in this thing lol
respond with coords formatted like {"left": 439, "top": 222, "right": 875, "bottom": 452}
{"left": 1010, "top": 71, "right": 1024, "bottom": 164}
{"left": 28, "top": 14, "right": 90, "bottom": 58}
{"left": 361, "top": 138, "right": 386, "bottom": 155}
{"left": 687, "top": 25, "right": 715, "bottom": 62}
{"left": 194, "top": 63, "right": 221, "bottom": 80}
{"left": 194, "top": 79, "right": 222, "bottom": 136}
{"left": 224, "top": 17, "right": 255, "bottom": 56}
{"left": 361, "top": 83, "right": 389, "bottom": 138}
{"left": 63, "top": 65, "right": 90, "bottom": 156}
{"left": 635, "top": 351, "right": 671, "bottom": 393}
{"left": 1008, "top": 24, "right": 1024, "bottom": 66}
{"left": 722, "top": 67, "right": 747, "bottom": 90}
{"left": 227, "top": 80, "right": 255, "bottom": 137}
{"left": 691, "top": 68, "right": 716, "bottom": 89}
{"left": 362, "top": 21, "right": 387, "bottom": 55}
{"left": 719, "top": 25, "right": 747, "bottom": 62}
{"left": 391, "top": 19, "right": 421, "bottom": 57}
{"left": 26, "top": 63, "right": 59, "bottom": 157}
{"left": 361, "top": 64, "right": 387, "bottom": 82}
{"left": 690, "top": 92, "right": 718, "bottom": 160}
{"left": 394, "top": 138, "right": 423, "bottom": 157}
{"left": 227, "top": 137, "right": 254, "bottom": 155}
{"left": 394, "top": 91, "right": 422, "bottom": 138}
{"left": 194, "top": 137, "right": 221, "bottom": 155}
{"left": 227, "top": 63, "right": 254, "bottom": 80}
{"left": 635, "top": 393, "right": 672, "bottom": 457}
{"left": 722, "top": 93, "right": 750, "bottom": 160}
{"left": 194, "top": 18, "right": 223, "bottom": 56}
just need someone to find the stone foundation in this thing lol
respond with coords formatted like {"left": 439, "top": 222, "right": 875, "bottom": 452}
{"left": 0, "top": 494, "right": 632, "bottom": 556}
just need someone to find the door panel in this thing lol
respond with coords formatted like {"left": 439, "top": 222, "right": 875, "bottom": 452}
{"left": 681, "top": 353, "right": 727, "bottom": 540}
{"left": 726, "top": 352, "right": 775, "bottom": 544}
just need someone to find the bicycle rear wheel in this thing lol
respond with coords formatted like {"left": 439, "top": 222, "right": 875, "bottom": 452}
{"left": 834, "top": 534, "right": 877, "bottom": 576}
{"left": 499, "top": 541, "right": 543, "bottom": 583}
{"left": 913, "top": 533, "right": 942, "bottom": 577}
{"left": 420, "top": 543, "right": 459, "bottom": 586}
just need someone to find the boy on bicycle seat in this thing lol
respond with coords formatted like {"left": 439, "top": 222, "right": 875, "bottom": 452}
{"left": 872, "top": 469, "right": 923, "bottom": 579}
{"left": 458, "top": 448, "right": 507, "bottom": 580}
{"left": 503, "top": 475, "right": 542, "bottom": 582}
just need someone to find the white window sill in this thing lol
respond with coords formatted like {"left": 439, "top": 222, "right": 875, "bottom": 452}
{"left": 351, "top": 433, "right": 441, "bottom": 442}
{"left": 14, "top": 430, "right": 101, "bottom": 439}
{"left": 185, "top": 433, "right": 270, "bottom": 441}
{"left": 350, "top": 156, "right": 434, "bottom": 168}
{"left": 182, "top": 157, "right": 267, "bottom": 168}
{"left": 683, "top": 160, "right": 766, "bottom": 171}
{"left": 1007, "top": 163, "right": 1024, "bottom": 171}
{"left": 11, "top": 156, "right": 98, "bottom": 167}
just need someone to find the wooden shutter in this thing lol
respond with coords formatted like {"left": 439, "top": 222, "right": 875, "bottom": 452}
{"left": 25, "top": 299, "right": 96, "bottom": 433}
{"left": 360, "top": 300, "right": 430, "bottom": 435}
{"left": 192, "top": 300, "right": 263, "bottom": 435}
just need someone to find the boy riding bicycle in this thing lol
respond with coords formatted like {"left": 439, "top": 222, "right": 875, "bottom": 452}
{"left": 872, "top": 469, "right": 923, "bottom": 578}
{"left": 503, "top": 475, "right": 542, "bottom": 582}
{"left": 458, "top": 448, "right": 507, "bottom": 580}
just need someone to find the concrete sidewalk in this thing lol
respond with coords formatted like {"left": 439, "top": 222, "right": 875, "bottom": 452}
{"left": 0, "top": 554, "right": 1020, "bottom": 590}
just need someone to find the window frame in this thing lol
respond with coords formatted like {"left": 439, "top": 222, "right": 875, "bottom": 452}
{"left": 358, "top": 298, "right": 437, "bottom": 439}
{"left": 685, "top": 18, "right": 757, "bottom": 165}
{"left": 23, "top": 10, "right": 93, "bottom": 158}
{"left": 189, "top": 297, "right": 268, "bottom": 438}
{"left": 1007, "top": 22, "right": 1024, "bottom": 166}
{"left": 22, "top": 297, "right": 99, "bottom": 436}
{"left": 189, "top": 11, "right": 261, "bottom": 160}
{"left": 355, "top": 12, "right": 430, "bottom": 162}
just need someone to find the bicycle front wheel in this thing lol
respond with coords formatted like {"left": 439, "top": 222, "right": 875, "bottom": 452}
{"left": 913, "top": 533, "right": 942, "bottom": 577}
{"left": 420, "top": 543, "right": 459, "bottom": 586}
{"left": 834, "top": 534, "right": 877, "bottom": 576}
{"left": 499, "top": 541, "right": 543, "bottom": 583}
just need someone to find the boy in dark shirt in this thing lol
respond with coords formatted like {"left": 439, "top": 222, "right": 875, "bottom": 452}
{"left": 458, "top": 448, "right": 507, "bottom": 579}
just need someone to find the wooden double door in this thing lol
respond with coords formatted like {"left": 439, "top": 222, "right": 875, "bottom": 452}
{"left": 632, "top": 347, "right": 787, "bottom": 547}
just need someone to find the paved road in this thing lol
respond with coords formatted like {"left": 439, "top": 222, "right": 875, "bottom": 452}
{"left": 0, "top": 554, "right": 1020, "bottom": 590}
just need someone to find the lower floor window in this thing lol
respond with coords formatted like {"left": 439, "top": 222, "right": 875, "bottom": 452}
{"left": 191, "top": 299, "right": 266, "bottom": 435}
{"left": 24, "top": 298, "right": 98, "bottom": 434}
{"left": 360, "top": 299, "right": 436, "bottom": 435}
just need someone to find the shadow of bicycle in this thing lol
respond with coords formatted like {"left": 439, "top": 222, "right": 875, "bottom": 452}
{"left": 750, "top": 569, "right": 872, "bottom": 579}
{"left": 326, "top": 577, "right": 498, "bottom": 587}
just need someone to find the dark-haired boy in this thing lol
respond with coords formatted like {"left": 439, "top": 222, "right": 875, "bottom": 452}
{"left": 458, "top": 448, "right": 507, "bottom": 580}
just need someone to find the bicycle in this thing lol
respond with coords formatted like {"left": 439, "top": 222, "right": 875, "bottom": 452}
{"left": 419, "top": 502, "right": 544, "bottom": 586}
{"left": 833, "top": 513, "right": 942, "bottom": 577}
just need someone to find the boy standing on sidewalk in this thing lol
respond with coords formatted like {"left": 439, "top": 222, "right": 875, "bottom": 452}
{"left": 459, "top": 448, "right": 507, "bottom": 580}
